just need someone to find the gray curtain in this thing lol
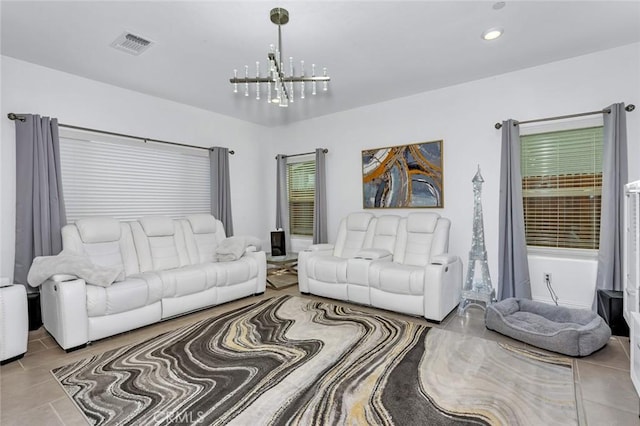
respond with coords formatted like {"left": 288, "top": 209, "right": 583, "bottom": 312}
{"left": 275, "top": 154, "right": 291, "bottom": 252}
{"left": 594, "top": 103, "right": 628, "bottom": 307}
{"left": 209, "top": 147, "right": 233, "bottom": 236}
{"left": 14, "top": 114, "right": 67, "bottom": 286}
{"left": 313, "top": 149, "right": 328, "bottom": 244}
{"left": 498, "top": 119, "right": 532, "bottom": 300}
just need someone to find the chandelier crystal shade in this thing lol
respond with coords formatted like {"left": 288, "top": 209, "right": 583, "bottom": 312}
{"left": 230, "top": 7, "right": 330, "bottom": 107}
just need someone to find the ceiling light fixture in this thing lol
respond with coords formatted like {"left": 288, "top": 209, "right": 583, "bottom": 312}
{"left": 481, "top": 27, "right": 504, "bottom": 41}
{"left": 229, "top": 7, "right": 330, "bottom": 108}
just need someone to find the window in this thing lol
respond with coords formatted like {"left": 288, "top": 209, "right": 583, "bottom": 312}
{"left": 59, "top": 129, "right": 210, "bottom": 222}
{"left": 520, "top": 126, "right": 603, "bottom": 250}
{"left": 287, "top": 160, "right": 315, "bottom": 236}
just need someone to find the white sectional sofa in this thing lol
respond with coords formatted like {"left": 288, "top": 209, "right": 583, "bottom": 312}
{"left": 298, "top": 212, "right": 462, "bottom": 322}
{"left": 40, "top": 214, "right": 266, "bottom": 350}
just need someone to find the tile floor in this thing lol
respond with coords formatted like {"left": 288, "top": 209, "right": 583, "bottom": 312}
{"left": 1, "top": 286, "right": 638, "bottom": 425}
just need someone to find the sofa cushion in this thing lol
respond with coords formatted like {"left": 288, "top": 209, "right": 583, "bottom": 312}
{"left": 202, "top": 257, "right": 258, "bottom": 287}
{"left": 76, "top": 217, "right": 121, "bottom": 243}
{"left": 403, "top": 233, "right": 434, "bottom": 267}
{"left": 140, "top": 216, "right": 175, "bottom": 237}
{"left": 407, "top": 213, "right": 439, "bottom": 234}
{"left": 132, "top": 218, "right": 188, "bottom": 272}
{"left": 346, "top": 258, "right": 373, "bottom": 286}
{"left": 371, "top": 215, "right": 401, "bottom": 253}
{"left": 181, "top": 216, "right": 227, "bottom": 265}
{"left": 369, "top": 262, "right": 425, "bottom": 295}
{"left": 193, "top": 234, "right": 218, "bottom": 262}
{"left": 149, "top": 236, "right": 181, "bottom": 270}
{"left": 86, "top": 276, "right": 162, "bottom": 317}
{"left": 187, "top": 214, "right": 219, "bottom": 234}
{"left": 392, "top": 214, "right": 444, "bottom": 267}
{"left": 307, "top": 256, "right": 349, "bottom": 284}
{"left": 347, "top": 212, "right": 375, "bottom": 231}
{"left": 62, "top": 220, "right": 141, "bottom": 279}
{"left": 335, "top": 213, "right": 376, "bottom": 258}
{"left": 158, "top": 265, "right": 211, "bottom": 298}
{"left": 80, "top": 242, "right": 124, "bottom": 278}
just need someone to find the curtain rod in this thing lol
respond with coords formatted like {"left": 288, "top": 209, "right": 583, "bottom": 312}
{"left": 274, "top": 149, "right": 328, "bottom": 160}
{"left": 7, "top": 113, "right": 235, "bottom": 154}
{"left": 494, "top": 104, "right": 635, "bottom": 129}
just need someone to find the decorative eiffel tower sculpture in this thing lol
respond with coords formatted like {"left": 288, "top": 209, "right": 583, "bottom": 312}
{"left": 458, "top": 166, "right": 496, "bottom": 315}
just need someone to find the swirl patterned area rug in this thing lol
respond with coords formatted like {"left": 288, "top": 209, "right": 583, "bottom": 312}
{"left": 52, "top": 296, "right": 581, "bottom": 425}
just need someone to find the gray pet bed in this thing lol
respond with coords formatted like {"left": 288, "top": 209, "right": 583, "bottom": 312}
{"left": 485, "top": 298, "right": 611, "bottom": 357}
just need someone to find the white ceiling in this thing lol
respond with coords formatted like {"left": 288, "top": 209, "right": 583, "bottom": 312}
{"left": 2, "top": 1, "right": 640, "bottom": 127}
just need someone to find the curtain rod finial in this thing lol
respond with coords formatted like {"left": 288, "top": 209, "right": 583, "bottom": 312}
{"left": 494, "top": 122, "right": 502, "bottom": 129}
{"left": 209, "top": 147, "right": 235, "bottom": 154}
{"left": 7, "top": 113, "right": 26, "bottom": 122}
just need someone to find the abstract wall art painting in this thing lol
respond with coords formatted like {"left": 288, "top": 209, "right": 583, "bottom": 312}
{"left": 362, "top": 140, "right": 443, "bottom": 208}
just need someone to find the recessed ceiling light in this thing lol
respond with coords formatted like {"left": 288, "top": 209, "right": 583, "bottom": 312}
{"left": 482, "top": 27, "right": 503, "bottom": 41}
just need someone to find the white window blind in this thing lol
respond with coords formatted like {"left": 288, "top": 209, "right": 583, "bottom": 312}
{"left": 59, "top": 129, "right": 210, "bottom": 222}
{"left": 521, "top": 126, "right": 603, "bottom": 249}
{"left": 287, "top": 160, "right": 315, "bottom": 236}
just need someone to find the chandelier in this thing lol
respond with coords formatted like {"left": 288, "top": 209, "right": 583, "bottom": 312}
{"left": 230, "top": 7, "right": 330, "bottom": 107}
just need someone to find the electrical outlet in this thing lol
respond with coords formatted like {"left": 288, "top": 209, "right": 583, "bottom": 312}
{"left": 544, "top": 272, "right": 552, "bottom": 283}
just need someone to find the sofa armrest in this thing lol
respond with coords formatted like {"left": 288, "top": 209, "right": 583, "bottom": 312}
{"left": 40, "top": 278, "right": 89, "bottom": 350}
{"left": 423, "top": 256, "right": 463, "bottom": 322}
{"left": 242, "top": 250, "right": 267, "bottom": 294}
{"left": 50, "top": 274, "right": 79, "bottom": 282}
{"left": 297, "top": 246, "right": 335, "bottom": 293}
{"left": 430, "top": 254, "right": 459, "bottom": 266}
{"left": 354, "top": 248, "right": 392, "bottom": 260}
{"left": 306, "top": 244, "right": 334, "bottom": 252}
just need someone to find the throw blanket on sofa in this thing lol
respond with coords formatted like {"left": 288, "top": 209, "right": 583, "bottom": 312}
{"left": 27, "top": 251, "right": 123, "bottom": 288}
{"left": 215, "top": 237, "right": 248, "bottom": 262}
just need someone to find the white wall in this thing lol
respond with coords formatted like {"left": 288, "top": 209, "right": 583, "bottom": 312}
{"left": 265, "top": 43, "right": 640, "bottom": 309}
{"left": 528, "top": 251, "right": 598, "bottom": 308}
{"left": 0, "top": 56, "right": 269, "bottom": 281}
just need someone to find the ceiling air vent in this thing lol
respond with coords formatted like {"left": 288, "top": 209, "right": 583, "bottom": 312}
{"left": 110, "top": 32, "right": 154, "bottom": 56}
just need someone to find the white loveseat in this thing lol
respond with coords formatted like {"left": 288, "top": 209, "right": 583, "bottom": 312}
{"left": 40, "top": 214, "right": 266, "bottom": 350}
{"left": 298, "top": 212, "right": 462, "bottom": 322}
